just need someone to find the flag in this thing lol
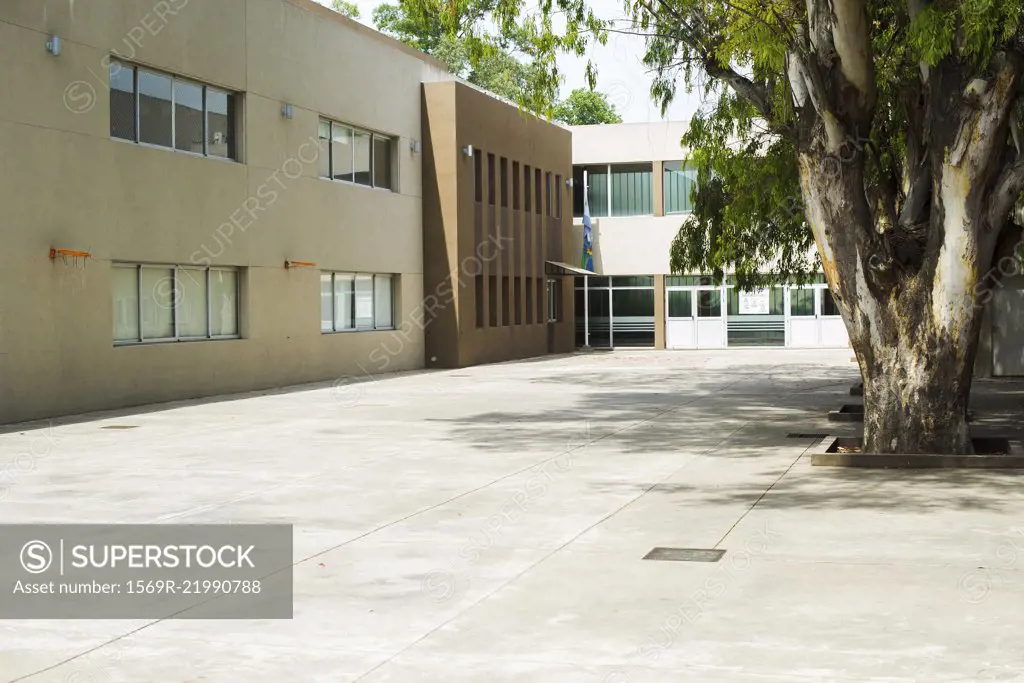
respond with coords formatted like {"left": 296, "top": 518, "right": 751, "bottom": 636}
{"left": 581, "top": 172, "right": 594, "bottom": 272}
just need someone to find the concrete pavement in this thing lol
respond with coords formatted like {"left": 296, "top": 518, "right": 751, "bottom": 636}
{"left": 1, "top": 349, "right": 1023, "bottom": 682}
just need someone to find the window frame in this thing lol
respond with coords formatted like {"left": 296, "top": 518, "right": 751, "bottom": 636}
{"left": 110, "top": 60, "right": 238, "bottom": 162}
{"left": 113, "top": 263, "right": 240, "bottom": 345}
{"left": 320, "top": 271, "right": 395, "bottom": 333}
{"left": 318, "top": 118, "right": 396, "bottom": 192}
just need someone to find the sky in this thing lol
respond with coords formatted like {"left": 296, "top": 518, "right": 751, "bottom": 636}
{"left": 315, "top": 0, "right": 706, "bottom": 124}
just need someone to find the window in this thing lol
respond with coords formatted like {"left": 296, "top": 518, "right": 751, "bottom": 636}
{"left": 514, "top": 277, "right": 522, "bottom": 325}
{"left": 610, "top": 163, "right": 653, "bottom": 216}
{"left": 545, "top": 172, "right": 552, "bottom": 216}
{"left": 790, "top": 288, "right": 815, "bottom": 317}
{"left": 524, "top": 165, "right": 532, "bottom": 212}
{"left": 475, "top": 275, "right": 485, "bottom": 328}
{"left": 535, "top": 169, "right": 542, "bottom": 215}
{"left": 664, "top": 161, "right": 698, "bottom": 214}
{"left": 572, "top": 164, "right": 609, "bottom": 217}
{"left": 537, "top": 278, "right": 545, "bottom": 323}
{"left": 546, "top": 279, "right": 562, "bottom": 322}
{"left": 320, "top": 272, "right": 394, "bottom": 332}
{"left": 668, "top": 290, "right": 692, "bottom": 318}
{"left": 572, "top": 164, "right": 652, "bottom": 216}
{"left": 110, "top": 61, "right": 237, "bottom": 159}
{"left": 112, "top": 265, "right": 239, "bottom": 344}
{"left": 513, "top": 162, "right": 520, "bottom": 210}
{"left": 474, "top": 153, "right": 483, "bottom": 202}
{"left": 525, "top": 277, "right": 534, "bottom": 324}
{"left": 487, "top": 154, "right": 496, "bottom": 205}
{"left": 697, "top": 290, "right": 721, "bottom": 318}
{"left": 502, "top": 278, "right": 511, "bottom": 326}
{"left": 488, "top": 276, "right": 498, "bottom": 327}
{"left": 500, "top": 158, "right": 509, "bottom": 208}
{"left": 822, "top": 289, "right": 841, "bottom": 316}
{"left": 318, "top": 119, "right": 394, "bottom": 190}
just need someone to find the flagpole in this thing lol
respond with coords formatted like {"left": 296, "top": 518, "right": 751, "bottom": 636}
{"left": 583, "top": 170, "right": 590, "bottom": 349}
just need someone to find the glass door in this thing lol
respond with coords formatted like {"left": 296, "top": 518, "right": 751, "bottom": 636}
{"left": 665, "top": 287, "right": 695, "bottom": 348}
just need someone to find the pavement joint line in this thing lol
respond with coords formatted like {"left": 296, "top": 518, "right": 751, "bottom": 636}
{"left": 712, "top": 439, "right": 818, "bottom": 550}
{"left": 349, "top": 418, "right": 758, "bottom": 682}
{"left": 9, "top": 366, "right": 765, "bottom": 681}
{"left": 11, "top": 362, "right": 792, "bottom": 681}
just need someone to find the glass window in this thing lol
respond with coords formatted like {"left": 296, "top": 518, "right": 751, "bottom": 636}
{"left": 580, "top": 165, "right": 609, "bottom": 217}
{"left": 109, "top": 63, "right": 135, "bottom": 141}
{"left": 140, "top": 267, "right": 175, "bottom": 339}
{"left": 177, "top": 268, "right": 208, "bottom": 337}
{"left": 612, "top": 276, "right": 654, "bottom": 287}
{"left": 474, "top": 154, "right": 483, "bottom": 202}
{"left": 547, "top": 279, "right": 561, "bottom": 322}
{"left": 318, "top": 120, "right": 332, "bottom": 179}
{"left": 668, "top": 290, "right": 692, "bottom": 318}
{"left": 513, "top": 162, "right": 520, "bottom": 210}
{"left": 475, "top": 275, "right": 484, "bottom": 328}
{"left": 112, "top": 266, "right": 139, "bottom": 341}
{"left": 790, "top": 288, "right": 815, "bottom": 316}
{"left": 173, "top": 80, "right": 204, "bottom": 154}
{"left": 487, "top": 154, "right": 496, "bottom": 205}
{"left": 331, "top": 124, "right": 353, "bottom": 182}
{"left": 610, "top": 163, "right": 653, "bottom": 216}
{"left": 334, "top": 273, "right": 354, "bottom": 330}
{"left": 210, "top": 270, "right": 238, "bottom": 336}
{"left": 666, "top": 275, "right": 701, "bottom": 287}
{"left": 524, "top": 165, "right": 532, "bottom": 212}
{"left": 373, "top": 136, "right": 392, "bottom": 189}
{"left": 320, "top": 272, "right": 333, "bottom": 331}
{"left": 500, "top": 158, "right": 508, "bottom": 207}
{"left": 545, "top": 172, "right": 552, "bottom": 216}
{"left": 355, "top": 274, "right": 374, "bottom": 329}
{"left": 697, "top": 290, "right": 721, "bottom": 318}
{"left": 206, "top": 89, "right": 234, "bottom": 159}
{"left": 353, "top": 131, "right": 372, "bottom": 186}
{"left": 822, "top": 288, "right": 841, "bottom": 316}
{"left": 138, "top": 70, "right": 173, "bottom": 148}
{"left": 535, "top": 169, "right": 542, "bottom": 215}
{"left": 664, "top": 161, "right": 698, "bottom": 214}
{"left": 374, "top": 275, "right": 393, "bottom": 328}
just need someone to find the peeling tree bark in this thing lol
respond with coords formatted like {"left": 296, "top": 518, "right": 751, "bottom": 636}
{"left": 793, "top": 56, "right": 1023, "bottom": 454}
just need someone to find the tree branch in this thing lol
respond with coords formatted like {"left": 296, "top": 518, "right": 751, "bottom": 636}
{"left": 831, "top": 0, "right": 877, "bottom": 117}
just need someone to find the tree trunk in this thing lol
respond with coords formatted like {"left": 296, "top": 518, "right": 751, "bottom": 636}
{"left": 857, "top": 332, "right": 974, "bottom": 454}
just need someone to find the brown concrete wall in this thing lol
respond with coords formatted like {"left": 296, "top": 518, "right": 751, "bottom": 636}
{"left": 0, "top": 0, "right": 451, "bottom": 423}
{"left": 422, "top": 82, "right": 574, "bottom": 368}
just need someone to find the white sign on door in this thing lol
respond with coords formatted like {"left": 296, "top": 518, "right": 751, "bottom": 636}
{"left": 738, "top": 289, "right": 770, "bottom": 315}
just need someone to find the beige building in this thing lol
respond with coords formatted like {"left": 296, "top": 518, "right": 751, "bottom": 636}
{"left": 0, "top": 0, "right": 573, "bottom": 424}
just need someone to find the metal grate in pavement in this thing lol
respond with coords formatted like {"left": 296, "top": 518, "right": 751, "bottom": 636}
{"left": 642, "top": 547, "right": 725, "bottom": 562}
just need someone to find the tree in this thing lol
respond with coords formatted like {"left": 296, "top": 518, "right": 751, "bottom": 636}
{"left": 372, "top": 0, "right": 559, "bottom": 105}
{"left": 552, "top": 88, "right": 624, "bottom": 125}
{"left": 330, "top": 0, "right": 360, "bottom": 19}
{"left": 471, "top": 0, "right": 1024, "bottom": 455}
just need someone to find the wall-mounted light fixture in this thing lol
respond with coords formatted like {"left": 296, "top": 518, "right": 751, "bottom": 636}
{"left": 410, "top": 139, "right": 422, "bottom": 154}
{"left": 281, "top": 103, "right": 294, "bottom": 120}
{"left": 565, "top": 177, "right": 574, "bottom": 188}
{"left": 46, "top": 35, "right": 62, "bottom": 56}
{"left": 462, "top": 144, "right": 474, "bottom": 158}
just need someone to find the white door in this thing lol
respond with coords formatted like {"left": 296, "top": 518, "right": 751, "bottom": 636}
{"left": 787, "top": 286, "right": 819, "bottom": 346}
{"left": 665, "top": 287, "right": 695, "bottom": 348}
{"left": 992, "top": 288, "right": 1024, "bottom": 376}
{"left": 818, "top": 286, "right": 850, "bottom": 347}
{"left": 695, "top": 286, "right": 726, "bottom": 348}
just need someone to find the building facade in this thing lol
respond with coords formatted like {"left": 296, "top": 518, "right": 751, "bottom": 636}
{"left": 0, "top": 0, "right": 573, "bottom": 424}
{"left": 568, "top": 121, "right": 850, "bottom": 352}
{"left": 421, "top": 82, "right": 575, "bottom": 368}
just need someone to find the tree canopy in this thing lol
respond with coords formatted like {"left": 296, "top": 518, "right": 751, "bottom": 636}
{"left": 551, "top": 88, "right": 623, "bottom": 125}
{"left": 330, "top": 0, "right": 360, "bottom": 19}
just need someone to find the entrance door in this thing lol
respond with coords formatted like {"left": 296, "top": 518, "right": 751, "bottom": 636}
{"left": 665, "top": 287, "right": 695, "bottom": 348}
{"left": 992, "top": 288, "right": 1024, "bottom": 376}
{"left": 787, "top": 286, "right": 819, "bottom": 346}
{"left": 695, "top": 286, "right": 726, "bottom": 348}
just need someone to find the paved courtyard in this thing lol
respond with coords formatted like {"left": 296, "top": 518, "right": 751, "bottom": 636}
{"left": 2, "top": 349, "right": 1024, "bottom": 682}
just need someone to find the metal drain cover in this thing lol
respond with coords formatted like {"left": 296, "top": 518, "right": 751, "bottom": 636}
{"left": 642, "top": 547, "right": 725, "bottom": 562}
{"left": 787, "top": 432, "right": 829, "bottom": 439}
{"left": 101, "top": 425, "right": 139, "bottom": 430}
